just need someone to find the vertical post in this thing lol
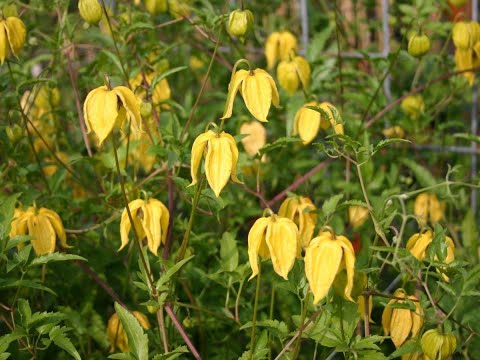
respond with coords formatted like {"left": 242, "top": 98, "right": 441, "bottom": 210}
{"left": 300, "top": 0, "right": 309, "bottom": 55}
{"left": 381, "top": 0, "right": 392, "bottom": 101}
{"left": 472, "top": 0, "right": 478, "bottom": 216}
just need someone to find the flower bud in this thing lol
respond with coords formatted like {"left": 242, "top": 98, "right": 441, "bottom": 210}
{"left": 421, "top": 329, "right": 456, "bottom": 360}
{"left": 382, "top": 126, "right": 405, "bottom": 139}
{"left": 140, "top": 101, "right": 153, "bottom": 117}
{"left": 453, "top": 21, "right": 473, "bottom": 49}
{"left": 401, "top": 95, "right": 424, "bottom": 119}
{"left": 227, "top": 9, "right": 254, "bottom": 41}
{"left": 408, "top": 32, "right": 430, "bottom": 58}
{"left": 145, "top": 0, "right": 168, "bottom": 15}
{"left": 78, "top": 0, "right": 103, "bottom": 25}
{"left": 6, "top": 124, "right": 23, "bottom": 143}
{"left": 265, "top": 31, "right": 297, "bottom": 69}
{"left": 168, "top": 0, "right": 190, "bottom": 19}
{"left": 277, "top": 55, "right": 311, "bottom": 95}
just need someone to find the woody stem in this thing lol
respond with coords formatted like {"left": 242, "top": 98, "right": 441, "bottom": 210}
{"left": 249, "top": 263, "right": 262, "bottom": 360}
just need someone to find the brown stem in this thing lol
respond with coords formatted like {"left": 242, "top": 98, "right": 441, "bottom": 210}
{"left": 165, "top": 304, "right": 202, "bottom": 360}
{"left": 163, "top": 169, "right": 176, "bottom": 260}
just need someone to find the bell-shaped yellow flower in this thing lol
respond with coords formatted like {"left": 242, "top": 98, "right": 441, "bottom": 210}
{"left": 190, "top": 130, "right": 242, "bottom": 197}
{"left": 222, "top": 68, "right": 279, "bottom": 122}
{"left": 276, "top": 55, "right": 311, "bottom": 95}
{"left": 248, "top": 214, "right": 299, "bottom": 280}
{"left": 78, "top": 0, "right": 103, "bottom": 25}
{"left": 239, "top": 121, "right": 266, "bottom": 157}
{"left": 401, "top": 95, "right": 424, "bottom": 119}
{"left": 293, "top": 101, "right": 343, "bottom": 144}
{"left": 421, "top": 329, "right": 456, "bottom": 360}
{"left": 265, "top": 31, "right": 297, "bottom": 69}
{"left": 382, "top": 126, "right": 406, "bottom": 139}
{"left": 455, "top": 48, "right": 475, "bottom": 85}
{"left": 83, "top": 85, "right": 142, "bottom": 145}
{"left": 119, "top": 198, "right": 170, "bottom": 256}
{"left": 107, "top": 311, "right": 150, "bottom": 353}
{"left": 0, "top": 16, "right": 26, "bottom": 64}
{"left": 304, "top": 231, "right": 355, "bottom": 304}
{"left": 145, "top": 0, "right": 168, "bottom": 15}
{"left": 414, "top": 192, "right": 445, "bottom": 225}
{"left": 348, "top": 205, "right": 369, "bottom": 229}
{"left": 10, "top": 207, "right": 68, "bottom": 256}
{"left": 453, "top": 21, "right": 473, "bottom": 50}
{"left": 382, "top": 289, "right": 423, "bottom": 348}
{"left": 278, "top": 196, "right": 317, "bottom": 249}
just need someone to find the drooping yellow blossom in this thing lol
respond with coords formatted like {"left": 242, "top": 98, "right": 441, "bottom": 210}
{"left": 222, "top": 67, "right": 279, "bottom": 122}
{"left": 414, "top": 192, "right": 445, "bottom": 225}
{"left": 247, "top": 213, "right": 299, "bottom": 280}
{"left": 83, "top": 84, "right": 142, "bottom": 145}
{"left": 382, "top": 289, "right": 423, "bottom": 348}
{"left": 421, "top": 329, "right": 456, "bottom": 360}
{"left": 293, "top": 101, "right": 343, "bottom": 144}
{"left": 304, "top": 231, "right": 355, "bottom": 304}
{"left": 276, "top": 55, "right": 311, "bottom": 95}
{"left": 107, "top": 311, "right": 150, "bottom": 353}
{"left": 455, "top": 48, "right": 475, "bottom": 85}
{"left": 452, "top": 21, "right": 480, "bottom": 85}
{"left": 348, "top": 205, "right": 369, "bottom": 229}
{"left": 10, "top": 207, "right": 69, "bottom": 256}
{"left": 145, "top": 0, "right": 168, "bottom": 15}
{"left": 278, "top": 196, "right": 317, "bottom": 249}
{"left": 0, "top": 16, "right": 26, "bottom": 64}
{"left": 453, "top": 21, "right": 474, "bottom": 50}
{"left": 265, "top": 31, "right": 297, "bottom": 69}
{"left": 382, "top": 126, "right": 406, "bottom": 139}
{"left": 239, "top": 121, "right": 266, "bottom": 157}
{"left": 78, "top": 0, "right": 103, "bottom": 25}
{"left": 190, "top": 130, "right": 242, "bottom": 197}
{"left": 168, "top": 0, "right": 190, "bottom": 19}
{"left": 401, "top": 95, "right": 425, "bottom": 119}
{"left": 119, "top": 198, "right": 169, "bottom": 256}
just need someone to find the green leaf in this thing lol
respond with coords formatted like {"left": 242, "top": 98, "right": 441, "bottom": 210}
{"left": 101, "top": 50, "right": 124, "bottom": 76}
{"left": 322, "top": 194, "right": 344, "bottom": 217}
{"left": 239, "top": 330, "right": 269, "bottom": 360}
{"left": 0, "top": 279, "right": 56, "bottom": 295}
{"left": 151, "top": 346, "right": 188, "bottom": 360}
{"left": 150, "top": 66, "right": 188, "bottom": 90}
{"left": 220, "top": 232, "right": 238, "bottom": 272}
{"left": 0, "top": 193, "right": 19, "bottom": 243}
{"left": 49, "top": 326, "right": 81, "bottom": 360}
{"left": 436, "top": 281, "right": 456, "bottom": 297}
{"left": 401, "top": 159, "right": 436, "bottom": 188}
{"left": 388, "top": 339, "right": 421, "bottom": 359}
{"left": 157, "top": 255, "right": 194, "bottom": 288}
{"left": 453, "top": 133, "right": 480, "bottom": 144}
{"left": 240, "top": 320, "right": 289, "bottom": 337}
{"left": 17, "top": 299, "right": 31, "bottom": 328}
{"left": 5, "top": 235, "right": 31, "bottom": 251}
{"left": 30, "top": 253, "right": 87, "bottom": 266}
{"left": 462, "top": 209, "right": 478, "bottom": 254}
{"left": 258, "top": 137, "right": 300, "bottom": 155}
{"left": 124, "top": 22, "right": 155, "bottom": 37}
{"left": 114, "top": 303, "right": 149, "bottom": 360}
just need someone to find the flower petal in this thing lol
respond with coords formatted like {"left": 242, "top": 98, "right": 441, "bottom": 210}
{"left": 221, "top": 132, "right": 243, "bottom": 184}
{"left": 338, "top": 236, "right": 356, "bottom": 301}
{"left": 28, "top": 214, "right": 56, "bottom": 255}
{"left": 221, "top": 69, "right": 249, "bottom": 119}
{"left": 119, "top": 199, "right": 145, "bottom": 252}
{"left": 248, "top": 217, "right": 270, "bottom": 280}
{"left": 242, "top": 70, "right": 273, "bottom": 122}
{"left": 266, "top": 217, "right": 298, "bottom": 280}
{"left": 189, "top": 130, "right": 216, "bottom": 186}
{"left": 39, "top": 208, "right": 68, "bottom": 248}
{"left": 205, "top": 135, "right": 232, "bottom": 197}
{"left": 114, "top": 86, "right": 142, "bottom": 132}
{"left": 5, "top": 17, "right": 26, "bottom": 57}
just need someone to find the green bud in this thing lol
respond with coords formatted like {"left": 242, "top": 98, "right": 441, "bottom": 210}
{"left": 227, "top": 9, "right": 254, "bottom": 40}
{"left": 78, "top": 0, "right": 103, "bottom": 26}
{"left": 408, "top": 32, "right": 431, "bottom": 58}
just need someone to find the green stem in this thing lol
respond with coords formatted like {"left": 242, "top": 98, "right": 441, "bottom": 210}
{"left": 249, "top": 263, "right": 262, "bottom": 360}
{"left": 268, "top": 286, "right": 275, "bottom": 360}
{"left": 292, "top": 294, "right": 308, "bottom": 359}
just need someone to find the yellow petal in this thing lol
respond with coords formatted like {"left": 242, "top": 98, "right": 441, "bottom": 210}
{"left": 119, "top": 199, "right": 145, "bottom": 252}
{"left": 266, "top": 217, "right": 298, "bottom": 280}
{"left": 221, "top": 69, "right": 249, "bottom": 119}
{"left": 294, "top": 56, "right": 311, "bottom": 90}
{"left": 143, "top": 199, "right": 169, "bottom": 255}
{"left": 5, "top": 17, "right": 26, "bottom": 57}
{"left": 114, "top": 86, "right": 142, "bottom": 132}
{"left": 338, "top": 236, "right": 356, "bottom": 301}
{"left": 28, "top": 214, "right": 56, "bottom": 255}
{"left": 277, "top": 60, "right": 299, "bottom": 96}
{"left": 239, "top": 121, "right": 267, "bottom": 156}
{"left": 295, "top": 103, "right": 321, "bottom": 144}
{"left": 242, "top": 70, "right": 273, "bottom": 122}
{"left": 189, "top": 130, "right": 216, "bottom": 186}
{"left": 409, "top": 295, "right": 423, "bottom": 337}
{"left": 38, "top": 208, "right": 68, "bottom": 248}
{"left": 428, "top": 193, "right": 444, "bottom": 223}
{"left": 247, "top": 217, "right": 270, "bottom": 280}
{"left": 205, "top": 135, "right": 232, "bottom": 197}
{"left": 414, "top": 193, "right": 430, "bottom": 225}
{"left": 0, "top": 23, "right": 8, "bottom": 64}
{"left": 132, "top": 311, "right": 151, "bottom": 330}
{"left": 84, "top": 87, "right": 119, "bottom": 145}
{"left": 278, "top": 31, "right": 297, "bottom": 61}
{"left": 390, "top": 307, "right": 413, "bottom": 347}
{"left": 382, "top": 299, "right": 395, "bottom": 335}
{"left": 221, "top": 132, "right": 243, "bottom": 184}
{"left": 305, "top": 233, "right": 343, "bottom": 304}
{"left": 265, "top": 32, "right": 280, "bottom": 69}
{"left": 406, "top": 231, "right": 432, "bottom": 261}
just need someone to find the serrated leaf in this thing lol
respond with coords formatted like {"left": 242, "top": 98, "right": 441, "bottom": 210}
{"left": 114, "top": 303, "right": 149, "bottom": 360}
{"left": 5, "top": 235, "right": 31, "bottom": 251}
{"left": 150, "top": 67, "right": 188, "bottom": 90}
{"left": 49, "top": 326, "right": 81, "bottom": 360}
{"left": 322, "top": 194, "right": 344, "bottom": 217}
{"left": 258, "top": 137, "right": 300, "bottom": 155}
{"left": 157, "top": 255, "right": 194, "bottom": 288}
{"left": 436, "top": 281, "right": 456, "bottom": 297}
{"left": 17, "top": 299, "right": 31, "bottom": 328}
{"left": 240, "top": 320, "right": 288, "bottom": 337}
{"left": 401, "top": 159, "right": 436, "bottom": 188}
{"left": 151, "top": 346, "right": 188, "bottom": 360}
{"left": 0, "top": 279, "right": 56, "bottom": 295}
{"left": 388, "top": 339, "right": 421, "bottom": 359}
{"left": 220, "top": 232, "right": 238, "bottom": 272}
{"left": 30, "top": 253, "right": 87, "bottom": 266}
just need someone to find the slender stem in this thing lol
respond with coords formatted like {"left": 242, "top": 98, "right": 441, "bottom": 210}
{"left": 165, "top": 304, "right": 202, "bottom": 360}
{"left": 249, "top": 263, "right": 262, "bottom": 360}
{"left": 411, "top": 56, "right": 423, "bottom": 90}
{"left": 235, "top": 278, "right": 246, "bottom": 322}
{"left": 292, "top": 294, "right": 308, "bottom": 359}
{"left": 334, "top": 2, "right": 344, "bottom": 110}
{"left": 363, "top": 294, "right": 370, "bottom": 336}
{"left": 163, "top": 168, "right": 176, "bottom": 260}
{"left": 268, "top": 286, "right": 275, "bottom": 360}
{"left": 156, "top": 308, "right": 169, "bottom": 353}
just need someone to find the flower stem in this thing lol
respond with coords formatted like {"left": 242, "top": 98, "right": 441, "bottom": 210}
{"left": 249, "top": 263, "right": 262, "bottom": 360}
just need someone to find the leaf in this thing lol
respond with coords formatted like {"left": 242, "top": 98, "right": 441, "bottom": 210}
{"left": 0, "top": 193, "right": 19, "bottom": 242}
{"left": 373, "top": 138, "right": 410, "bottom": 154}
{"left": 388, "top": 339, "right": 421, "bottom": 359}
{"left": 124, "top": 22, "right": 155, "bottom": 37}
{"left": 220, "top": 232, "right": 238, "bottom": 272}
{"left": 353, "top": 335, "right": 387, "bottom": 350}
{"left": 401, "top": 159, "right": 436, "bottom": 188}
{"left": 101, "top": 50, "right": 124, "bottom": 76}
{"left": 17, "top": 299, "right": 31, "bottom": 328}
{"left": 151, "top": 346, "right": 188, "bottom": 360}
{"left": 462, "top": 209, "right": 478, "bottom": 251}
{"left": 453, "top": 133, "right": 480, "bottom": 144}
{"left": 426, "top": 224, "right": 447, "bottom": 262}
{"left": 240, "top": 320, "right": 289, "bottom": 337}
{"left": 322, "top": 194, "right": 344, "bottom": 217}
{"left": 150, "top": 66, "right": 188, "bottom": 89}
{"left": 5, "top": 235, "right": 31, "bottom": 251}
{"left": 258, "top": 137, "right": 300, "bottom": 155}
{"left": 0, "top": 279, "right": 56, "bottom": 295}
{"left": 30, "top": 253, "right": 87, "bottom": 266}
{"left": 157, "top": 256, "right": 194, "bottom": 288}
{"left": 238, "top": 330, "right": 269, "bottom": 360}
{"left": 49, "top": 326, "right": 81, "bottom": 360}
{"left": 436, "top": 281, "right": 456, "bottom": 297}
{"left": 114, "top": 303, "right": 149, "bottom": 360}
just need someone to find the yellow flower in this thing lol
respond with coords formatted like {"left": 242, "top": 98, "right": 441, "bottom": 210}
{"left": 278, "top": 196, "right": 316, "bottom": 249}
{"left": 276, "top": 55, "right": 311, "bottom": 95}
{"left": 304, "top": 231, "right": 355, "bottom": 304}
{"left": 145, "top": 0, "right": 168, "bottom": 15}
{"left": 0, "top": 16, "right": 26, "bottom": 64}
{"left": 168, "top": 0, "right": 190, "bottom": 19}
{"left": 248, "top": 214, "right": 299, "bottom": 280}
{"left": 78, "top": 0, "right": 103, "bottom": 25}
{"left": 421, "top": 329, "right": 456, "bottom": 360}
{"left": 227, "top": 9, "right": 254, "bottom": 40}
{"left": 265, "top": 31, "right": 297, "bottom": 69}
{"left": 119, "top": 198, "right": 169, "bottom": 256}
{"left": 401, "top": 95, "right": 424, "bottom": 119}
{"left": 382, "top": 289, "right": 423, "bottom": 348}
{"left": 453, "top": 21, "right": 473, "bottom": 50}
{"left": 189, "top": 130, "right": 242, "bottom": 197}
{"left": 382, "top": 126, "right": 406, "bottom": 139}
{"left": 107, "top": 311, "right": 150, "bottom": 353}
{"left": 11, "top": 207, "right": 69, "bottom": 256}
{"left": 293, "top": 101, "right": 343, "bottom": 144}
{"left": 83, "top": 85, "right": 142, "bottom": 145}
{"left": 239, "top": 121, "right": 266, "bottom": 157}
{"left": 455, "top": 48, "right": 475, "bottom": 85}
{"left": 222, "top": 67, "right": 279, "bottom": 122}
{"left": 348, "top": 205, "right": 369, "bottom": 229}
{"left": 408, "top": 32, "right": 430, "bottom": 58}
{"left": 414, "top": 192, "right": 445, "bottom": 225}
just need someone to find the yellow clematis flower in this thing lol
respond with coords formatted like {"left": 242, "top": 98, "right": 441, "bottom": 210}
{"left": 83, "top": 84, "right": 142, "bottom": 146}
{"left": 265, "top": 31, "right": 297, "bottom": 69}
{"left": 401, "top": 95, "right": 424, "bottom": 119}
{"left": 10, "top": 206, "right": 69, "bottom": 256}
{"left": 278, "top": 195, "right": 316, "bottom": 249}
{"left": 421, "top": 329, "right": 456, "bottom": 360}
{"left": 382, "top": 126, "right": 406, "bottom": 139}
{"left": 239, "top": 121, "right": 266, "bottom": 157}
{"left": 107, "top": 311, "right": 150, "bottom": 353}
{"left": 145, "top": 0, "right": 168, "bottom": 15}
{"left": 293, "top": 101, "right": 343, "bottom": 144}
{"left": 382, "top": 289, "right": 423, "bottom": 348}
{"left": 455, "top": 48, "right": 475, "bottom": 85}
{"left": 414, "top": 192, "right": 445, "bottom": 225}
{"left": 248, "top": 213, "right": 299, "bottom": 280}
{"left": 304, "top": 230, "right": 355, "bottom": 304}
{"left": 222, "top": 67, "right": 280, "bottom": 122}
{"left": 78, "top": 0, "right": 103, "bottom": 25}
{"left": 0, "top": 16, "right": 26, "bottom": 64}
{"left": 276, "top": 54, "right": 311, "bottom": 95}
{"left": 119, "top": 198, "right": 170, "bottom": 256}
{"left": 348, "top": 205, "right": 369, "bottom": 229}
{"left": 189, "top": 130, "right": 242, "bottom": 197}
